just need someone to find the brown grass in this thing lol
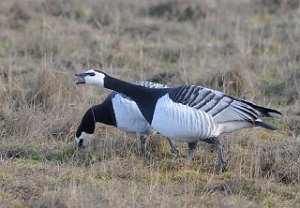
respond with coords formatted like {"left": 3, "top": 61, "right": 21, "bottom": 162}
{"left": 0, "top": 0, "right": 299, "bottom": 207}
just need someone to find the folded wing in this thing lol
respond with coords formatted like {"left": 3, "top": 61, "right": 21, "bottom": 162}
{"left": 168, "top": 85, "right": 282, "bottom": 131}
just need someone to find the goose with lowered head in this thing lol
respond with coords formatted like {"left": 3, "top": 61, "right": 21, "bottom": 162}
{"left": 75, "top": 81, "right": 179, "bottom": 157}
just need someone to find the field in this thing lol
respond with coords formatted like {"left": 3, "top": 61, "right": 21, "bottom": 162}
{"left": 0, "top": 0, "right": 299, "bottom": 207}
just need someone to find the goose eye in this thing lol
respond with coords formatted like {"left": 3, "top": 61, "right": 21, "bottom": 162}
{"left": 88, "top": 72, "right": 96, "bottom": 76}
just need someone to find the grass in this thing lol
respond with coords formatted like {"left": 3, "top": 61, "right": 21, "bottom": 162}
{"left": 0, "top": 0, "right": 299, "bottom": 207}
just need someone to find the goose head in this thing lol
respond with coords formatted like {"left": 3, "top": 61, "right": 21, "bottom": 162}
{"left": 75, "top": 107, "right": 97, "bottom": 148}
{"left": 75, "top": 131, "right": 92, "bottom": 148}
{"left": 75, "top": 69, "right": 105, "bottom": 87}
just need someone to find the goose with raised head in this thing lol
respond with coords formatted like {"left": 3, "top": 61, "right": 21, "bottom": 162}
{"left": 75, "top": 81, "right": 179, "bottom": 157}
{"left": 75, "top": 69, "right": 283, "bottom": 171}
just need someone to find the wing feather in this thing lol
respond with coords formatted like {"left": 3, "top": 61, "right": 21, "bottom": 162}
{"left": 168, "top": 85, "right": 278, "bottom": 124}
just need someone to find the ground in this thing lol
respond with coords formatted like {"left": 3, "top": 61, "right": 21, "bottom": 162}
{"left": 0, "top": 0, "right": 299, "bottom": 207}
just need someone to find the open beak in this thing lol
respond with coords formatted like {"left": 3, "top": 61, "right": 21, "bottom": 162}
{"left": 74, "top": 73, "right": 86, "bottom": 85}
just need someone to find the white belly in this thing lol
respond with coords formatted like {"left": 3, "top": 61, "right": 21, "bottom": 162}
{"left": 151, "top": 95, "right": 222, "bottom": 142}
{"left": 112, "top": 94, "right": 150, "bottom": 134}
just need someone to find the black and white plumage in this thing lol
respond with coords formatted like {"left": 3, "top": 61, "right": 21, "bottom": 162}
{"left": 75, "top": 69, "right": 283, "bottom": 171}
{"left": 75, "top": 81, "right": 179, "bottom": 157}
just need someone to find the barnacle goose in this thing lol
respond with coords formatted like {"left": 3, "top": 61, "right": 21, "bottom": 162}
{"left": 75, "top": 81, "right": 179, "bottom": 157}
{"left": 75, "top": 69, "right": 283, "bottom": 171}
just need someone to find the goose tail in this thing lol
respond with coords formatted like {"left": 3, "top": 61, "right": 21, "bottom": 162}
{"left": 241, "top": 100, "right": 283, "bottom": 131}
{"left": 241, "top": 100, "right": 283, "bottom": 119}
{"left": 257, "top": 106, "right": 283, "bottom": 119}
{"left": 254, "top": 119, "right": 278, "bottom": 130}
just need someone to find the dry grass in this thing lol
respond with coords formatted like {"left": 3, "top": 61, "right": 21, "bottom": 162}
{"left": 0, "top": 0, "right": 300, "bottom": 207}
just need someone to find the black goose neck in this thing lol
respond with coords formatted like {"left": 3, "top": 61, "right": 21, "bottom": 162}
{"left": 76, "top": 107, "right": 96, "bottom": 137}
{"left": 104, "top": 75, "right": 139, "bottom": 95}
{"left": 76, "top": 97, "right": 116, "bottom": 138}
{"left": 103, "top": 74, "right": 168, "bottom": 123}
{"left": 104, "top": 75, "right": 154, "bottom": 101}
{"left": 92, "top": 95, "right": 116, "bottom": 126}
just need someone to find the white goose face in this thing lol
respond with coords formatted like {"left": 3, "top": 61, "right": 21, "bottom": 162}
{"left": 75, "top": 132, "right": 92, "bottom": 147}
{"left": 75, "top": 69, "right": 105, "bottom": 87}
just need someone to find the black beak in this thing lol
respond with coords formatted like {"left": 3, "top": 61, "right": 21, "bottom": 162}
{"left": 75, "top": 73, "right": 86, "bottom": 85}
{"left": 78, "top": 139, "right": 84, "bottom": 148}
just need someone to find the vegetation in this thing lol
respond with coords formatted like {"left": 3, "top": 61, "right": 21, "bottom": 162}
{"left": 0, "top": 0, "right": 299, "bottom": 207}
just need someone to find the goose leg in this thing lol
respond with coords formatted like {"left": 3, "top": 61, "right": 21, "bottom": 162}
{"left": 187, "top": 142, "right": 198, "bottom": 162}
{"left": 139, "top": 134, "right": 147, "bottom": 157}
{"left": 166, "top": 138, "right": 179, "bottom": 156}
{"left": 204, "top": 137, "right": 227, "bottom": 172}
